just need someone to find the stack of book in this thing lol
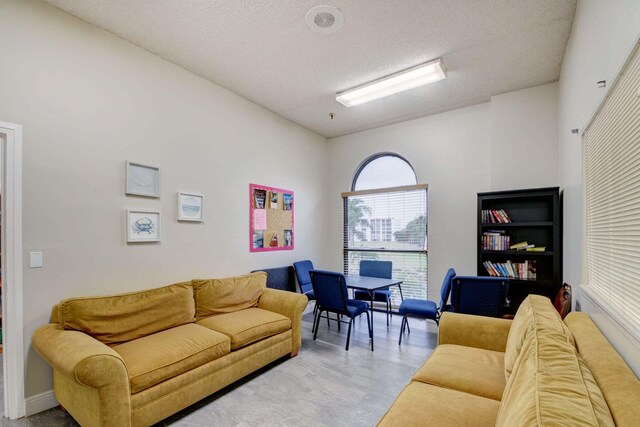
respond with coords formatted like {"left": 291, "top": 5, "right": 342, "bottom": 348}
{"left": 510, "top": 241, "right": 547, "bottom": 252}
{"left": 483, "top": 260, "right": 537, "bottom": 279}
{"left": 481, "top": 209, "right": 511, "bottom": 223}
{"left": 482, "top": 230, "right": 510, "bottom": 251}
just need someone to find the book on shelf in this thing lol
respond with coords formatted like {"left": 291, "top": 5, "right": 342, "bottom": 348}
{"left": 510, "top": 241, "right": 529, "bottom": 250}
{"left": 482, "top": 209, "right": 512, "bottom": 224}
{"left": 483, "top": 260, "right": 537, "bottom": 280}
{"left": 526, "top": 246, "right": 546, "bottom": 252}
{"left": 482, "top": 230, "right": 510, "bottom": 251}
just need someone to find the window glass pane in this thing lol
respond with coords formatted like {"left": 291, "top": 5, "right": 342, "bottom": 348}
{"left": 354, "top": 156, "right": 416, "bottom": 190}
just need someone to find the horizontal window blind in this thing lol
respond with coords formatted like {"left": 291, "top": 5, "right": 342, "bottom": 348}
{"left": 343, "top": 185, "right": 428, "bottom": 305}
{"left": 584, "top": 42, "right": 640, "bottom": 339}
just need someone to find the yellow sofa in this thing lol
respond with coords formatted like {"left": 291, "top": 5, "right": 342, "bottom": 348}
{"left": 32, "top": 272, "right": 308, "bottom": 427}
{"left": 379, "top": 295, "right": 640, "bottom": 427}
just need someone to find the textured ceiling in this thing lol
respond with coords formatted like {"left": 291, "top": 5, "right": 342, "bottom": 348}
{"left": 41, "top": 0, "right": 576, "bottom": 138}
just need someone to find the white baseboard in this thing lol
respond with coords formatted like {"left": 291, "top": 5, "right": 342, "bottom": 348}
{"left": 25, "top": 390, "right": 58, "bottom": 416}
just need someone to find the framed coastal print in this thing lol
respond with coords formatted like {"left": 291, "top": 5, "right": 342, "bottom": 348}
{"left": 125, "top": 161, "right": 160, "bottom": 197}
{"left": 127, "top": 210, "right": 161, "bottom": 242}
{"left": 177, "top": 192, "right": 204, "bottom": 221}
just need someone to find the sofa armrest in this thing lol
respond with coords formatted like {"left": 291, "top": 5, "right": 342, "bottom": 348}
{"left": 258, "top": 289, "right": 308, "bottom": 355}
{"left": 32, "top": 323, "right": 132, "bottom": 425}
{"left": 438, "top": 312, "right": 512, "bottom": 352}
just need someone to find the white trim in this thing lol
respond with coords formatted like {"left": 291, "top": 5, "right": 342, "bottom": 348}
{"left": 25, "top": 390, "right": 57, "bottom": 417}
{"left": 0, "top": 121, "right": 25, "bottom": 419}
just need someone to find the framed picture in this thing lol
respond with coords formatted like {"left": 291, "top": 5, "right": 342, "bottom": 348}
{"left": 126, "top": 161, "right": 160, "bottom": 197}
{"left": 127, "top": 210, "right": 161, "bottom": 242}
{"left": 177, "top": 192, "right": 204, "bottom": 222}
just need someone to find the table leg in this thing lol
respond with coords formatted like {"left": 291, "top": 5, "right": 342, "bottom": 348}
{"left": 369, "top": 290, "right": 374, "bottom": 350}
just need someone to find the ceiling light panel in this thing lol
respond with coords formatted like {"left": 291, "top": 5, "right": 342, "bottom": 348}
{"left": 336, "top": 59, "right": 446, "bottom": 107}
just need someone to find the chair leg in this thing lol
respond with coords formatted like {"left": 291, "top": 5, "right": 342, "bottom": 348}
{"left": 398, "top": 317, "right": 404, "bottom": 345}
{"left": 337, "top": 313, "right": 341, "bottom": 331}
{"left": 311, "top": 306, "right": 319, "bottom": 334}
{"left": 386, "top": 299, "right": 391, "bottom": 327}
{"left": 346, "top": 318, "right": 353, "bottom": 351}
{"left": 313, "top": 309, "right": 323, "bottom": 340}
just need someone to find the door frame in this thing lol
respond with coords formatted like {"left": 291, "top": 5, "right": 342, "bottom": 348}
{"left": 0, "top": 121, "right": 24, "bottom": 419}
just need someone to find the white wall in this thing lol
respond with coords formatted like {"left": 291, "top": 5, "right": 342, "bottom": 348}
{"left": 558, "top": 0, "right": 640, "bottom": 373}
{"left": 490, "top": 83, "right": 558, "bottom": 190}
{"left": 327, "top": 83, "right": 558, "bottom": 301}
{"left": 0, "top": 0, "right": 328, "bottom": 402}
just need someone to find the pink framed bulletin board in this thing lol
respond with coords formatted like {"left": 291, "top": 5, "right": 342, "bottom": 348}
{"left": 249, "top": 183, "right": 294, "bottom": 252}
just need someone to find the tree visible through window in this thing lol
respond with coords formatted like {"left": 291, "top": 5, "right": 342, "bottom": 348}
{"left": 342, "top": 154, "right": 428, "bottom": 306}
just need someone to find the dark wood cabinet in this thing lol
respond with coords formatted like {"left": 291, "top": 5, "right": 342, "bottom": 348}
{"left": 477, "top": 187, "right": 562, "bottom": 313}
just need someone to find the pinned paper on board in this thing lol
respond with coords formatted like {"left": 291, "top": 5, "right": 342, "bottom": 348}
{"left": 253, "top": 209, "right": 267, "bottom": 230}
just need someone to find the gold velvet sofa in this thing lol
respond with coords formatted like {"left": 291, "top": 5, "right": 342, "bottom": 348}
{"left": 379, "top": 295, "right": 640, "bottom": 427}
{"left": 32, "top": 272, "right": 307, "bottom": 427}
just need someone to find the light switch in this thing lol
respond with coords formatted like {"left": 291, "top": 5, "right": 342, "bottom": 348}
{"left": 30, "top": 251, "right": 43, "bottom": 268}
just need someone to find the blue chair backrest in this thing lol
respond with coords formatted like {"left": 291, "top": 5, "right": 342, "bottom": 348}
{"left": 309, "top": 270, "right": 348, "bottom": 313}
{"left": 359, "top": 260, "right": 392, "bottom": 279}
{"left": 293, "top": 260, "right": 314, "bottom": 295}
{"left": 451, "top": 276, "right": 508, "bottom": 318}
{"left": 439, "top": 268, "right": 456, "bottom": 310}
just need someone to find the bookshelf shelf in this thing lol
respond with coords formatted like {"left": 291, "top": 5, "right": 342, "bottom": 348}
{"left": 478, "top": 187, "right": 562, "bottom": 314}
{"left": 481, "top": 221, "right": 554, "bottom": 228}
{"left": 480, "top": 250, "right": 554, "bottom": 256}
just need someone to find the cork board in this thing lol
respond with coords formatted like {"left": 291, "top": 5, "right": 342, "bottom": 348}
{"left": 249, "top": 183, "right": 294, "bottom": 252}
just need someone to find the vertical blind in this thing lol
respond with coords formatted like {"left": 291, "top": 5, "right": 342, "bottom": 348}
{"left": 342, "top": 185, "right": 428, "bottom": 306}
{"left": 584, "top": 41, "right": 640, "bottom": 339}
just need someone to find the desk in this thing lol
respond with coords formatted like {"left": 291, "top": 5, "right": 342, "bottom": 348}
{"left": 345, "top": 275, "right": 403, "bottom": 349}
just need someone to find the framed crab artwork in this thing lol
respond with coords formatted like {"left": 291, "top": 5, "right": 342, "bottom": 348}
{"left": 127, "top": 210, "right": 161, "bottom": 242}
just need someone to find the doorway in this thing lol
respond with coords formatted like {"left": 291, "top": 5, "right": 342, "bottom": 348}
{"left": 0, "top": 122, "right": 24, "bottom": 419}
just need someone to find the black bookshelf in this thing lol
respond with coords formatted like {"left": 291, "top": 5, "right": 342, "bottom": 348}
{"left": 477, "top": 187, "right": 562, "bottom": 314}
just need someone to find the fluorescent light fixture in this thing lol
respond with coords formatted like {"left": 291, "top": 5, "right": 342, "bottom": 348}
{"left": 336, "top": 58, "right": 446, "bottom": 107}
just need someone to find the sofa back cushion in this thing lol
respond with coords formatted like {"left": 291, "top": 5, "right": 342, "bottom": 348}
{"left": 565, "top": 312, "right": 640, "bottom": 426}
{"left": 58, "top": 282, "right": 195, "bottom": 345}
{"left": 496, "top": 325, "right": 614, "bottom": 427}
{"left": 504, "top": 294, "right": 574, "bottom": 380}
{"left": 193, "top": 272, "right": 267, "bottom": 318}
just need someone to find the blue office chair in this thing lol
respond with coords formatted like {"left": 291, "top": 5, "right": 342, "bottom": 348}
{"left": 398, "top": 268, "right": 456, "bottom": 345}
{"left": 353, "top": 260, "right": 397, "bottom": 327}
{"left": 451, "top": 276, "right": 508, "bottom": 318}
{"left": 309, "top": 270, "right": 373, "bottom": 351}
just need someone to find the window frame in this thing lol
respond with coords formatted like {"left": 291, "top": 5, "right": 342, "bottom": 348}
{"left": 343, "top": 153, "right": 428, "bottom": 306}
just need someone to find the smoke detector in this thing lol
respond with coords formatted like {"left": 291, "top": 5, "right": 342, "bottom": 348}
{"left": 305, "top": 5, "right": 344, "bottom": 34}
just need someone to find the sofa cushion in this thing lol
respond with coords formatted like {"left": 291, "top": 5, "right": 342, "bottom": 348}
{"left": 565, "top": 312, "right": 640, "bottom": 427}
{"left": 496, "top": 325, "right": 614, "bottom": 427}
{"left": 192, "top": 272, "right": 267, "bottom": 318}
{"left": 504, "top": 294, "right": 574, "bottom": 380}
{"left": 378, "top": 381, "right": 500, "bottom": 427}
{"left": 412, "top": 344, "right": 506, "bottom": 401}
{"left": 59, "top": 282, "right": 196, "bottom": 345}
{"left": 112, "top": 323, "right": 230, "bottom": 394}
{"left": 197, "top": 307, "right": 290, "bottom": 350}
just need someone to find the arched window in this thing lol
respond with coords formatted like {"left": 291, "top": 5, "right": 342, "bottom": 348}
{"left": 342, "top": 153, "right": 428, "bottom": 302}
{"left": 352, "top": 153, "right": 417, "bottom": 190}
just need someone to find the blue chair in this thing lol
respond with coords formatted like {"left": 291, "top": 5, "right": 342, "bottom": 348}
{"left": 451, "top": 276, "right": 508, "bottom": 318}
{"left": 398, "top": 268, "right": 456, "bottom": 345}
{"left": 353, "top": 260, "right": 397, "bottom": 327}
{"left": 293, "top": 260, "right": 315, "bottom": 301}
{"left": 309, "top": 270, "right": 373, "bottom": 351}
